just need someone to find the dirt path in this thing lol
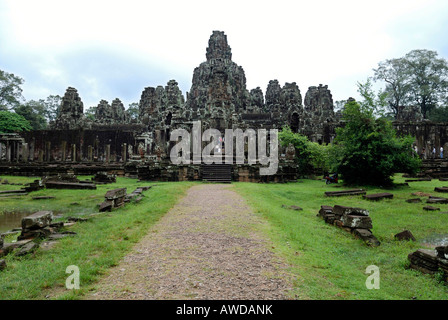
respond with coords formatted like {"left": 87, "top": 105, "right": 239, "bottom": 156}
{"left": 86, "top": 184, "right": 294, "bottom": 300}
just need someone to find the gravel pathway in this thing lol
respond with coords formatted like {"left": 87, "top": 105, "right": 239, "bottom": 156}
{"left": 86, "top": 183, "right": 294, "bottom": 300}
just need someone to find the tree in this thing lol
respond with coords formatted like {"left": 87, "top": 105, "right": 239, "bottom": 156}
{"left": 404, "top": 49, "right": 448, "bottom": 119}
{"left": 357, "top": 77, "right": 389, "bottom": 117}
{"left": 373, "top": 58, "right": 410, "bottom": 117}
{"left": 0, "top": 70, "right": 25, "bottom": 111}
{"left": 0, "top": 111, "right": 32, "bottom": 133}
{"left": 42, "top": 95, "right": 62, "bottom": 122}
{"left": 85, "top": 106, "right": 97, "bottom": 121}
{"left": 127, "top": 102, "right": 139, "bottom": 121}
{"left": 334, "top": 99, "right": 420, "bottom": 186}
{"left": 14, "top": 100, "right": 48, "bottom": 130}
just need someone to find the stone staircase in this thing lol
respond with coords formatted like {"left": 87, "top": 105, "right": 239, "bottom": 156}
{"left": 201, "top": 164, "right": 232, "bottom": 183}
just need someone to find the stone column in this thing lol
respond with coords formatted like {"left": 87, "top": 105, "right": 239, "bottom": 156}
{"left": 88, "top": 145, "right": 93, "bottom": 162}
{"left": 46, "top": 141, "right": 51, "bottom": 162}
{"left": 72, "top": 144, "right": 76, "bottom": 162}
{"left": 6, "top": 140, "right": 11, "bottom": 162}
{"left": 122, "top": 143, "right": 127, "bottom": 163}
{"left": 0, "top": 142, "right": 3, "bottom": 162}
{"left": 22, "top": 143, "right": 29, "bottom": 163}
{"left": 61, "top": 141, "right": 67, "bottom": 162}
{"left": 38, "top": 149, "right": 44, "bottom": 162}
{"left": 106, "top": 144, "right": 111, "bottom": 164}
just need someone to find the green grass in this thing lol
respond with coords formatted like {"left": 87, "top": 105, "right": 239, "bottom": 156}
{"left": 233, "top": 175, "right": 448, "bottom": 300}
{"left": 1, "top": 174, "right": 448, "bottom": 300}
{"left": 0, "top": 175, "right": 196, "bottom": 300}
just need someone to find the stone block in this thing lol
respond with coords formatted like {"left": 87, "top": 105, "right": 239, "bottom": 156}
{"left": 394, "top": 230, "right": 416, "bottom": 241}
{"left": 340, "top": 215, "right": 373, "bottom": 229}
{"left": 333, "top": 205, "right": 369, "bottom": 217}
{"left": 21, "top": 211, "right": 53, "bottom": 231}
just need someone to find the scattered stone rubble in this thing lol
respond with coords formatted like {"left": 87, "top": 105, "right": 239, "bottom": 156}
{"left": 408, "top": 246, "right": 448, "bottom": 282}
{"left": 98, "top": 186, "right": 152, "bottom": 212}
{"left": 0, "top": 211, "right": 83, "bottom": 266}
{"left": 317, "top": 205, "right": 380, "bottom": 246}
{"left": 363, "top": 193, "right": 394, "bottom": 201}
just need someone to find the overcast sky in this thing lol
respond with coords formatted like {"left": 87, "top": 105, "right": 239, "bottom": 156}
{"left": 1, "top": 0, "right": 448, "bottom": 110}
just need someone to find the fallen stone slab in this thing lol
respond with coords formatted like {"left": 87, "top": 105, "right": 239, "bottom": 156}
{"left": 341, "top": 215, "right": 373, "bottom": 229}
{"left": 67, "top": 217, "right": 88, "bottom": 223}
{"left": 412, "top": 192, "right": 431, "bottom": 197}
{"left": 352, "top": 228, "right": 381, "bottom": 247}
{"left": 406, "top": 198, "right": 422, "bottom": 203}
{"left": 324, "top": 189, "right": 366, "bottom": 197}
{"left": 408, "top": 249, "right": 440, "bottom": 274}
{"left": 45, "top": 181, "right": 97, "bottom": 190}
{"left": 21, "top": 211, "right": 53, "bottom": 230}
{"left": 15, "top": 242, "right": 39, "bottom": 257}
{"left": 32, "top": 196, "right": 56, "bottom": 200}
{"left": 333, "top": 205, "right": 369, "bottom": 217}
{"left": 99, "top": 200, "right": 113, "bottom": 212}
{"left": 423, "top": 205, "right": 440, "bottom": 211}
{"left": 0, "top": 190, "right": 27, "bottom": 194}
{"left": 426, "top": 196, "right": 448, "bottom": 204}
{"left": 282, "top": 204, "right": 303, "bottom": 211}
{"left": 363, "top": 193, "right": 394, "bottom": 201}
{"left": 405, "top": 178, "right": 432, "bottom": 182}
{"left": 0, "top": 239, "right": 33, "bottom": 257}
{"left": 47, "top": 232, "right": 76, "bottom": 240}
{"left": 434, "top": 187, "right": 448, "bottom": 193}
{"left": 394, "top": 230, "right": 416, "bottom": 241}
{"left": 105, "top": 188, "right": 127, "bottom": 200}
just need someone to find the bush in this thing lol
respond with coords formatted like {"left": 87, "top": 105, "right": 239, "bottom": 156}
{"left": 334, "top": 99, "right": 420, "bottom": 185}
{"left": 0, "top": 110, "right": 32, "bottom": 133}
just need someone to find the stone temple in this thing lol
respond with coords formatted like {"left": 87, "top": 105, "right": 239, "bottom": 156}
{"left": 1, "top": 31, "right": 448, "bottom": 181}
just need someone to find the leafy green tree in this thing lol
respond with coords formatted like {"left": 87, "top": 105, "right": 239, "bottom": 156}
{"left": 334, "top": 99, "right": 420, "bottom": 186}
{"left": 0, "top": 111, "right": 32, "bottom": 133}
{"left": 14, "top": 100, "right": 48, "bottom": 130}
{"left": 373, "top": 49, "right": 448, "bottom": 119}
{"left": 84, "top": 106, "right": 97, "bottom": 121}
{"left": 357, "top": 77, "right": 389, "bottom": 117}
{"left": 404, "top": 49, "right": 448, "bottom": 119}
{"left": 127, "top": 102, "right": 139, "bottom": 121}
{"left": 42, "top": 95, "right": 62, "bottom": 122}
{"left": 0, "top": 70, "right": 25, "bottom": 111}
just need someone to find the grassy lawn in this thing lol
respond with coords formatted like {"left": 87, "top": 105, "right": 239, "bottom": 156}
{"left": 1, "top": 174, "right": 448, "bottom": 300}
{"left": 233, "top": 175, "right": 448, "bottom": 300}
{"left": 0, "top": 175, "right": 196, "bottom": 300}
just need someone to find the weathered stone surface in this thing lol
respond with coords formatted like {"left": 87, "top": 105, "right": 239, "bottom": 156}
{"left": 406, "top": 198, "right": 422, "bottom": 203}
{"left": 352, "top": 228, "right": 381, "bottom": 247}
{"left": 105, "top": 188, "right": 127, "bottom": 200}
{"left": 408, "top": 249, "right": 440, "bottom": 274}
{"left": 45, "top": 181, "right": 97, "bottom": 190}
{"left": 333, "top": 205, "right": 369, "bottom": 217}
{"left": 340, "top": 215, "right": 373, "bottom": 229}
{"left": 93, "top": 171, "right": 116, "bottom": 183}
{"left": 0, "top": 259, "right": 6, "bottom": 271}
{"left": 21, "top": 211, "right": 53, "bottom": 230}
{"left": 426, "top": 196, "right": 448, "bottom": 204}
{"left": 99, "top": 200, "right": 113, "bottom": 212}
{"left": 394, "top": 230, "right": 416, "bottom": 241}
{"left": 423, "top": 205, "right": 440, "bottom": 211}
{"left": 51, "top": 87, "right": 87, "bottom": 130}
{"left": 95, "top": 98, "right": 128, "bottom": 125}
{"left": 324, "top": 189, "right": 366, "bottom": 197}
{"left": 15, "top": 242, "right": 39, "bottom": 257}
{"left": 434, "top": 187, "right": 448, "bottom": 193}
{"left": 363, "top": 193, "right": 393, "bottom": 201}
{"left": 435, "top": 246, "right": 448, "bottom": 259}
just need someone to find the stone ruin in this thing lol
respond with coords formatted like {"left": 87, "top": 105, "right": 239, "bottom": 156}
{"left": 317, "top": 205, "right": 380, "bottom": 247}
{"left": 0, "top": 30, "right": 447, "bottom": 181}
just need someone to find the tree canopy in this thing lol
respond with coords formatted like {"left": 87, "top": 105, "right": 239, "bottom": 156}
{"left": 0, "top": 110, "right": 32, "bottom": 133}
{"left": 373, "top": 49, "right": 448, "bottom": 119}
{"left": 0, "top": 70, "right": 25, "bottom": 111}
{"left": 334, "top": 99, "right": 420, "bottom": 185}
